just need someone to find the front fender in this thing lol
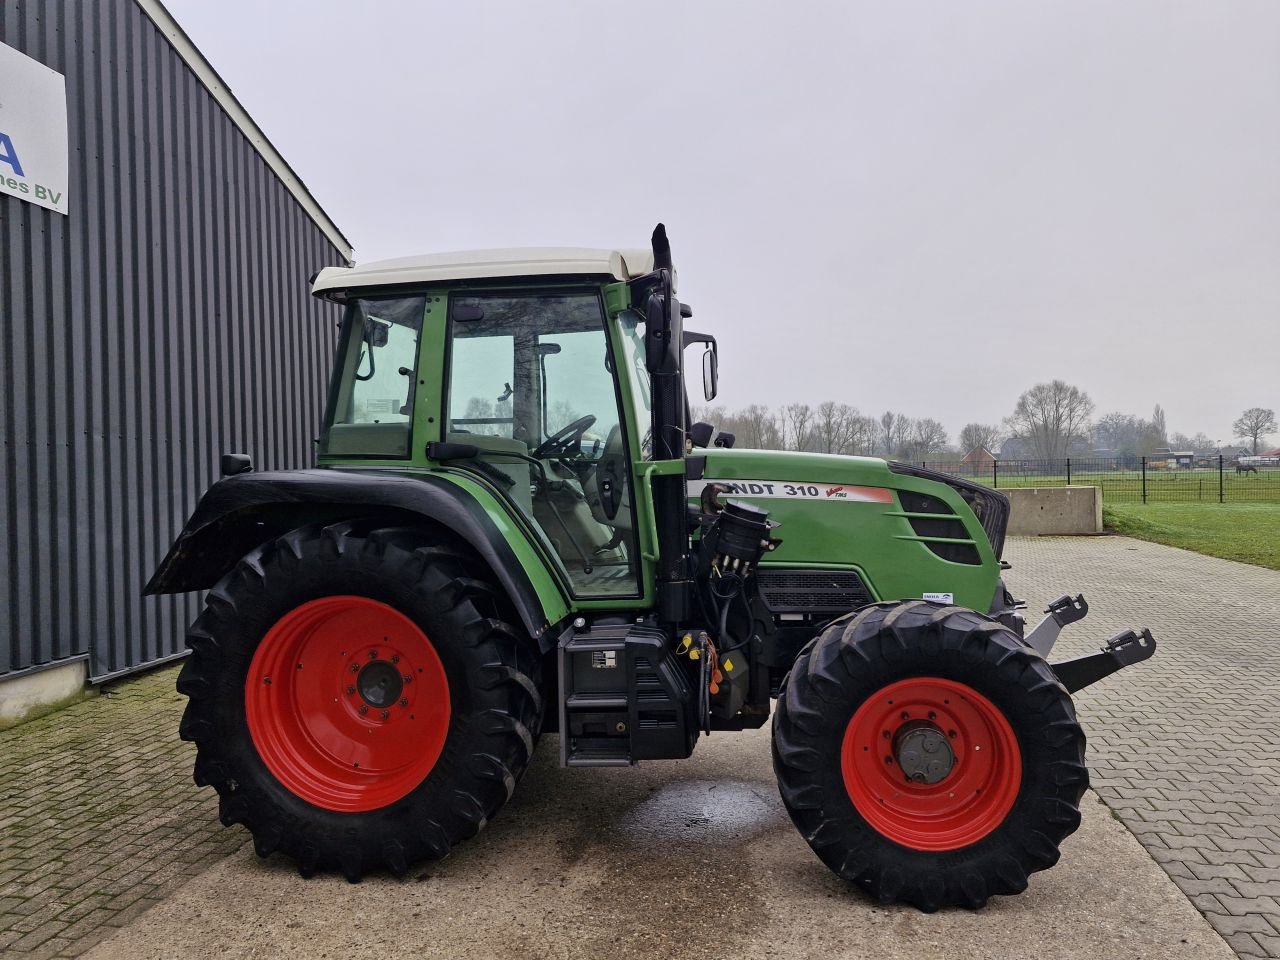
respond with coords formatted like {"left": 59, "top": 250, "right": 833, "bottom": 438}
{"left": 145, "top": 468, "right": 570, "bottom": 639}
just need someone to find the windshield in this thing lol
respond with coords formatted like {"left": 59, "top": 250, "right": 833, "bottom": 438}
{"left": 617, "top": 309, "right": 652, "bottom": 456}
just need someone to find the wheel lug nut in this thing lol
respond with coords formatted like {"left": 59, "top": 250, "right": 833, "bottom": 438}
{"left": 391, "top": 655, "right": 399, "bottom": 664}
{"left": 350, "top": 664, "right": 359, "bottom": 673}
{"left": 380, "top": 710, "right": 391, "bottom": 721}
{"left": 346, "top": 685, "right": 356, "bottom": 695}
{"left": 399, "top": 698, "right": 408, "bottom": 707}
{"left": 928, "top": 711, "right": 936, "bottom": 720}
{"left": 358, "top": 705, "right": 368, "bottom": 715}
{"left": 900, "top": 711, "right": 909, "bottom": 721}
{"left": 368, "top": 650, "right": 377, "bottom": 660}
{"left": 403, "top": 675, "right": 412, "bottom": 685}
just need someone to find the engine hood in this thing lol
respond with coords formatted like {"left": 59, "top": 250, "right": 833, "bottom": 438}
{"left": 688, "top": 448, "right": 1005, "bottom": 613}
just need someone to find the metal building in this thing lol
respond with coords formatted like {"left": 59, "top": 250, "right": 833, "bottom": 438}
{"left": 0, "top": 0, "right": 351, "bottom": 698}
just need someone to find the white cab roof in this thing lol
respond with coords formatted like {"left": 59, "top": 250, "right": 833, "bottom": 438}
{"left": 311, "top": 247, "right": 655, "bottom": 298}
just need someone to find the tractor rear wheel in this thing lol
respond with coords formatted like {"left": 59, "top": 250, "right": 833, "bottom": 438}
{"left": 772, "top": 600, "right": 1087, "bottom": 911}
{"left": 177, "top": 521, "right": 542, "bottom": 881}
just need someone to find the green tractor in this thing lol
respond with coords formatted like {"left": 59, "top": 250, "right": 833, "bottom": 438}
{"left": 147, "top": 225, "right": 1155, "bottom": 910}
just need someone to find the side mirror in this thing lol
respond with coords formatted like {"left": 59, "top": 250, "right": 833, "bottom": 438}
{"left": 702, "top": 347, "right": 718, "bottom": 402}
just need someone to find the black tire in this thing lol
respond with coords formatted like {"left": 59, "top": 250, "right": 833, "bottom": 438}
{"left": 772, "top": 600, "right": 1087, "bottom": 911}
{"left": 176, "top": 520, "right": 543, "bottom": 881}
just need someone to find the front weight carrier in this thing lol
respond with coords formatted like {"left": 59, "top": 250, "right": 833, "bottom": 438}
{"left": 1051, "top": 628, "right": 1158, "bottom": 694}
{"left": 1024, "top": 592, "right": 1159, "bottom": 693}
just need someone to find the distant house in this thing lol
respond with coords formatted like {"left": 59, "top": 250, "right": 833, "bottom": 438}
{"left": 999, "top": 437, "right": 1032, "bottom": 459}
{"left": 1170, "top": 451, "right": 1196, "bottom": 469}
{"left": 1262, "top": 448, "right": 1280, "bottom": 458}
{"left": 962, "top": 445, "right": 995, "bottom": 466}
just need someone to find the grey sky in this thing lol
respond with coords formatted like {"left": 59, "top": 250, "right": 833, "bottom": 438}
{"left": 167, "top": 0, "right": 1279, "bottom": 449}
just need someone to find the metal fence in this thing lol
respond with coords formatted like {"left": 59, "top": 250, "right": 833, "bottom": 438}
{"left": 918, "top": 457, "right": 1280, "bottom": 504}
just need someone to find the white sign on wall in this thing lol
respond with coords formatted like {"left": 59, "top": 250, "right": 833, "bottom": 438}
{"left": 0, "top": 41, "right": 69, "bottom": 215}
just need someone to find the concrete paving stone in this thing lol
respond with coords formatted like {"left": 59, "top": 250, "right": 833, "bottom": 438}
{"left": 1152, "top": 844, "right": 1209, "bottom": 865}
{"left": 20, "top": 937, "right": 77, "bottom": 960}
{"left": 1234, "top": 881, "right": 1280, "bottom": 900}
{"left": 1225, "top": 934, "right": 1268, "bottom": 960}
{"left": 11, "top": 920, "right": 68, "bottom": 951}
{"left": 1210, "top": 913, "right": 1280, "bottom": 937}
{"left": 1217, "top": 896, "right": 1280, "bottom": 918}
{"left": 1177, "top": 876, "right": 1240, "bottom": 898}
{"left": 1179, "top": 822, "right": 1241, "bottom": 839}
{"left": 1193, "top": 863, "right": 1256, "bottom": 883}
{"left": 1198, "top": 849, "right": 1259, "bottom": 870}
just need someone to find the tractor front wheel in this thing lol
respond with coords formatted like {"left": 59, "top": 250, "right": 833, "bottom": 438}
{"left": 177, "top": 521, "right": 542, "bottom": 881}
{"left": 772, "top": 600, "right": 1087, "bottom": 911}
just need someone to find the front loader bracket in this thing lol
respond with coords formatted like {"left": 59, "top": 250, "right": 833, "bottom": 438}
{"left": 1051, "top": 628, "right": 1157, "bottom": 693}
{"left": 1025, "top": 594, "right": 1089, "bottom": 658}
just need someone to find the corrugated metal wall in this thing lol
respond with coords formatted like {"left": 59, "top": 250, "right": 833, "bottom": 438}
{"left": 1, "top": 0, "right": 345, "bottom": 680}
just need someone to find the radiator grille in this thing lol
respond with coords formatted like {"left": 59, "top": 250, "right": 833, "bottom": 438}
{"left": 757, "top": 569, "right": 872, "bottom": 614}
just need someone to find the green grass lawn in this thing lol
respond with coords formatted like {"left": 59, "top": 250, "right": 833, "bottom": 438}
{"left": 1103, "top": 502, "right": 1280, "bottom": 571}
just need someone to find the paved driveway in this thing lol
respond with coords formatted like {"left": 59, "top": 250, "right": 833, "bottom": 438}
{"left": 4, "top": 532, "right": 1273, "bottom": 959}
{"left": 80, "top": 735, "right": 1221, "bottom": 960}
{"left": 1009, "top": 535, "right": 1280, "bottom": 959}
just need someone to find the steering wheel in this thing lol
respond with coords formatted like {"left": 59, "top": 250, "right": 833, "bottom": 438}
{"left": 533, "top": 414, "right": 597, "bottom": 460}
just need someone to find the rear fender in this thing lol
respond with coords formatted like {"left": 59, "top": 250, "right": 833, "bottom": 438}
{"left": 144, "top": 468, "right": 570, "bottom": 640}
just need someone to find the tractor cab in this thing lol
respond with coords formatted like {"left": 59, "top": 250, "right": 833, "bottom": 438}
{"left": 311, "top": 248, "right": 665, "bottom": 600}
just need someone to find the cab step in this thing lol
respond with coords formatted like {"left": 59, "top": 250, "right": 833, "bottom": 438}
{"left": 558, "top": 622, "right": 697, "bottom": 767}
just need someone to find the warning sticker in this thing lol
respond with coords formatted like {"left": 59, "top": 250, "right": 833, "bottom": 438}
{"left": 923, "top": 592, "right": 955, "bottom": 604}
{"left": 688, "top": 479, "right": 894, "bottom": 504}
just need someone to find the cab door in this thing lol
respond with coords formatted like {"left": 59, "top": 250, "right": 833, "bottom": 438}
{"left": 444, "top": 288, "right": 643, "bottom": 599}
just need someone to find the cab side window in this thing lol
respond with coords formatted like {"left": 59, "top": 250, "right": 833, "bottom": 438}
{"left": 445, "top": 292, "right": 639, "bottom": 597}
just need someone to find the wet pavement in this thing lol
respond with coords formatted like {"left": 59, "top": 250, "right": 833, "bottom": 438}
{"left": 80, "top": 723, "right": 1227, "bottom": 960}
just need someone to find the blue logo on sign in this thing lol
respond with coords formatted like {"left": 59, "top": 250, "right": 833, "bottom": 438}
{"left": 0, "top": 131, "right": 25, "bottom": 177}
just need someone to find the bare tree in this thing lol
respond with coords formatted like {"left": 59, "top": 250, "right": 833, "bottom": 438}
{"left": 849, "top": 414, "right": 880, "bottom": 456}
{"left": 879, "top": 411, "right": 897, "bottom": 457}
{"left": 738, "top": 404, "right": 782, "bottom": 449}
{"left": 1150, "top": 404, "right": 1168, "bottom": 449}
{"left": 958, "top": 423, "right": 1002, "bottom": 454}
{"left": 813, "top": 401, "right": 860, "bottom": 454}
{"left": 900, "top": 418, "right": 949, "bottom": 460}
{"left": 1234, "top": 407, "right": 1277, "bottom": 454}
{"left": 1170, "top": 431, "right": 1215, "bottom": 453}
{"left": 781, "top": 403, "right": 815, "bottom": 452}
{"left": 1005, "top": 380, "right": 1095, "bottom": 460}
{"left": 1093, "top": 412, "right": 1145, "bottom": 458}
{"left": 879, "top": 411, "right": 914, "bottom": 458}
{"left": 691, "top": 404, "right": 726, "bottom": 426}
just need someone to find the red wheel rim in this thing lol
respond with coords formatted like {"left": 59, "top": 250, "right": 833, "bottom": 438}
{"left": 245, "top": 596, "right": 450, "bottom": 813}
{"left": 841, "top": 677, "right": 1021, "bottom": 851}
